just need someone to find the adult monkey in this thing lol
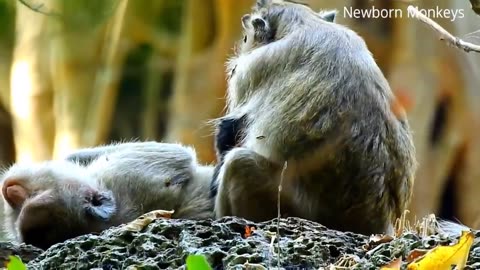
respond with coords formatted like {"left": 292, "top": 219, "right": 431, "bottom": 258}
{"left": 211, "top": 0, "right": 417, "bottom": 235}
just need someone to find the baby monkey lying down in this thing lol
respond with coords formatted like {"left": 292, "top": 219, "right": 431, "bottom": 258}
{"left": 1, "top": 142, "right": 214, "bottom": 250}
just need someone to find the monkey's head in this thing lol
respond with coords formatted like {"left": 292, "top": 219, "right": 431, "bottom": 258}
{"left": 226, "top": 0, "right": 338, "bottom": 108}
{"left": 1, "top": 161, "right": 116, "bottom": 250}
{"left": 236, "top": 0, "right": 337, "bottom": 55}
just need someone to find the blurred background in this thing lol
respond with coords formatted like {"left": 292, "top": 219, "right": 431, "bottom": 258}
{"left": 0, "top": 0, "right": 479, "bottom": 239}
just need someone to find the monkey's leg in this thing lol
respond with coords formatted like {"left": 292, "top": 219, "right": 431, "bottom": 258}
{"left": 215, "top": 147, "right": 290, "bottom": 222}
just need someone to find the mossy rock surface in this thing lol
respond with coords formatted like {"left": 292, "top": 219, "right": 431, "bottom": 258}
{"left": 0, "top": 217, "right": 479, "bottom": 269}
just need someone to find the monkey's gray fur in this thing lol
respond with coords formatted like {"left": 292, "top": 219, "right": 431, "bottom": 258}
{"left": 213, "top": 0, "right": 417, "bottom": 235}
{"left": 1, "top": 142, "right": 214, "bottom": 249}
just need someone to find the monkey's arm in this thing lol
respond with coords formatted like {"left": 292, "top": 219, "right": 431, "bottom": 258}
{"left": 215, "top": 147, "right": 295, "bottom": 222}
{"left": 229, "top": 34, "right": 307, "bottom": 106}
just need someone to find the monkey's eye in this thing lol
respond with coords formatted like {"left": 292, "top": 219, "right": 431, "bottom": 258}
{"left": 243, "top": 35, "right": 247, "bottom": 43}
{"left": 228, "top": 66, "right": 236, "bottom": 78}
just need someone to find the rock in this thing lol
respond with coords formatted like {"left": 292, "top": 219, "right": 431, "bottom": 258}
{"left": 0, "top": 241, "right": 43, "bottom": 265}
{"left": 26, "top": 217, "right": 369, "bottom": 269}
{"left": 0, "top": 217, "right": 479, "bottom": 269}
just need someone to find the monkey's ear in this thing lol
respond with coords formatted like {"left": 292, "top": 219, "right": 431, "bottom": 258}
{"left": 318, "top": 10, "right": 337, "bottom": 22}
{"left": 84, "top": 190, "right": 116, "bottom": 221}
{"left": 256, "top": 0, "right": 272, "bottom": 9}
{"left": 1, "top": 179, "right": 29, "bottom": 209}
{"left": 241, "top": 14, "right": 251, "bottom": 29}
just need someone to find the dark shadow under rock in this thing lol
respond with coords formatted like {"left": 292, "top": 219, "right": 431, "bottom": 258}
{"left": 1, "top": 217, "right": 479, "bottom": 269}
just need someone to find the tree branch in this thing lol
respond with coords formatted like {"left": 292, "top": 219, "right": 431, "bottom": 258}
{"left": 407, "top": 5, "right": 480, "bottom": 53}
{"left": 470, "top": 0, "right": 480, "bottom": 15}
{"left": 17, "top": 0, "right": 61, "bottom": 17}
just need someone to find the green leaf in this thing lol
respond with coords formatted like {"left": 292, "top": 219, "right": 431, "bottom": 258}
{"left": 186, "top": 254, "right": 212, "bottom": 270}
{"left": 6, "top": 256, "right": 26, "bottom": 270}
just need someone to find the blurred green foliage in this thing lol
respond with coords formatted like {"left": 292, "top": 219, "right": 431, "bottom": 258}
{"left": 186, "top": 254, "right": 212, "bottom": 270}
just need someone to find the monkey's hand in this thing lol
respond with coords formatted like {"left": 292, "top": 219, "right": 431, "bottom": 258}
{"left": 214, "top": 147, "right": 293, "bottom": 222}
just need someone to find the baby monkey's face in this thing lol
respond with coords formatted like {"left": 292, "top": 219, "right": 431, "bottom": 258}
{"left": 238, "top": 13, "right": 274, "bottom": 54}
{"left": 229, "top": 0, "right": 337, "bottom": 78}
{"left": 1, "top": 161, "right": 115, "bottom": 250}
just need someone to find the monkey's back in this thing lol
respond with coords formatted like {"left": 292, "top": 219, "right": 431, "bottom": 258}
{"left": 241, "top": 22, "right": 416, "bottom": 234}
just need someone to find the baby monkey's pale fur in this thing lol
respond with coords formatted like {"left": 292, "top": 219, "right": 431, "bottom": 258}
{"left": 1, "top": 142, "right": 214, "bottom": 250}
{"left": 212, "top": 0, "right": 417, "bottom": 235}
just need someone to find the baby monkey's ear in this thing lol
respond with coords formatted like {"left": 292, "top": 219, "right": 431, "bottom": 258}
{"left": 318, "top": 10, "right": 337, "bottom": 23}
{"left": 241, "top": 14, "right": 251, "bottom": 29}
{"left": 2, "top": 178, "right": 29, "bottom": 209}
{"left": 241, "top": 14, "right": 267, "bottom": 31}
{"left": 84, "top": 190, "right": 116, "bottom": 221}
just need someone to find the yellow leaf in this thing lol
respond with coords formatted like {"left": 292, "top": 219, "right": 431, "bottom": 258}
{"left": 407, "top": 231, "right": 474, "bottom": 270}
{"left": 380, "top": 257, "right": 402, "bottom": 270}
{"left": 363, "top": 234, "right": 394, "bottom": 251}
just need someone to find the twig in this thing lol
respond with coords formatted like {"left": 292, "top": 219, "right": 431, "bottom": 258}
{"left": 470, "top": 0, "right": 480, "bottom": 15}
{"left": 276, "top": 161, "right": 288, "bottom": 269}
{"left": 407, "top": 5, "right": 480, "bottom": 53}
{"left": 17, "top": 0, "right": 61, "bottom": 17}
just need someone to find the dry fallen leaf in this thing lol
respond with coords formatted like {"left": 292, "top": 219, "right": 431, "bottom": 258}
{"left": 124, "top": 209, "right": 174, "bottom": 232}
{"left": 407, "top": 249, "right": 429, "bottom": 263}
{"left": 380, "top": 257, "right": 402, "bottom": 270}
{"left": 407, "top": 230, "right": 474, "bottom": 270}
{"left": 244, "top": 226, "right": 256, "bottom": 238}
{"left": 243, "top": 261, "right": 267, "bottom": 270}
{"left": 363, "top": 234, "right": 395, "bottom": 250}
